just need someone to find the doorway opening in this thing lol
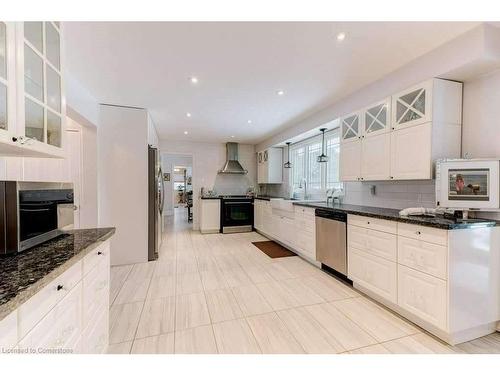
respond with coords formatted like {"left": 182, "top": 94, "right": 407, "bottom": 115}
{"left": 161, "top": 153, "right": 193, "bottom": 230}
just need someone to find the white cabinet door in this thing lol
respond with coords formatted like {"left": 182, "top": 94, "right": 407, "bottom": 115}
{"left": 348, "top": 225, "right": 397, "bottom": 262}
{"left": 254, "top": 200, "right": 263, "bottom": 231}
{"left": 0, "top": 22, "right": 17, "bottom": 141}
{"left": 0, "top": 310, "right": 18, "bottom": 350}
{"left": 391, "top": 80, "right": 432, "bottom": 130}
{"left": 340, "top": 111, "right": 362, "bottom": 143}
{"left": 398, "top": 236, "right": 447, "bottom": 280}
{"left": 390, "top": 122, "right": 432, "bottom": 180}
{"left": 361, "top": 133, "right": 390, "bottom": 181}
{"left": 348, "top": 247, "right": 397, "bottom": 303}
{"left": 200, "top": 199, "right": 221, "bottom": 233}
{"left": 339, "top": 140, "right": 361, "bottom": 181}
{"left": 398, "top": 264, "right": 447, "bottom": 330}
{"left": 363, "top": 97, "right": 391, "bottom": 138}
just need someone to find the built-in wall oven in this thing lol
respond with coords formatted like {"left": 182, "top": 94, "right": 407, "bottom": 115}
{"left": 220, "top": 196, "right": 253, "bottom": 233}
{"left": 0, "top": 181, "right": 74, "bottom": 256}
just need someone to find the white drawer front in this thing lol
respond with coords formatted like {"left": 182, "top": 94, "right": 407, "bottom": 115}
{"left": 348, "top": 247, "right": 397, "bottom": 303}
{"left": 398, "top": 223, "right": 448, "bottom": 246}
{"left": 82, "top": 309, "right": 109, "bottom": 354}
{"left": 295, "top": 215, "right": 315, "bottom": 233}
{"left": 83, "top": 259, "right": 110, "bottom": 327}
{"left": 398, "top": 237, "right": 448, "bottom": 280}
{"left": 0, "top": 310, "right": 18, "bottom": 350}
{"left": 294, "top": 206, "right": 315, "bottom": 217}
{"left": 398, "top": 265, "right": 447, "bottom": 330}
{"left": 19, "top": 260, "right": 82, "bottom": 340}
{"left": 348, "top": 225, "right": 397, "bottom": 261}
{"left": 19, "top": 282, "right": 83, "bottom": 353}
{"left": 83, "top": 241, "right": 111, "bottom": 276}
{"left": 348, "top": 214, "right": 397, "bottom": 234}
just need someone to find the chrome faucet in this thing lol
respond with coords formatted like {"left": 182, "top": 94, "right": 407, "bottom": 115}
{"left": 299, "top": 178, "right": 308, "bottom": 200}
{"left": 326, "top": 188, "right": 334, "bottom": 205}
{"left": 326, "top": 188, "right": 343, "bottom": 206}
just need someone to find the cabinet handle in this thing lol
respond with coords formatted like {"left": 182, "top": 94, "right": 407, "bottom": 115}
{"left": 367, "top": 221, "right": 370, "bottom": 225}
{"left": 391, "top": 127, "right": 395, "bottom": 130}
{"left": 57, "top": 285, "right": 64, "bottom": 291}
{"left": 416, "top": 231, "right": 421, "bottom": 235}
{"left": 98, "top": 251, "right": 103, "bottom": 255}
{"left": 12, "top": 137, "right": 18, "bottom": 142}
{"left": 390, "top": 176, "right": 394, "bottom": 179}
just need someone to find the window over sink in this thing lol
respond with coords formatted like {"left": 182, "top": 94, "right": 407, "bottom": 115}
{"left": 289, "top": 127, "right": 342, "bottom": 195}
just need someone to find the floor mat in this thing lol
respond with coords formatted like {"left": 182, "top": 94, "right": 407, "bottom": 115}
{"left": 251, "top": 240, "right": 297, "bottom": 259}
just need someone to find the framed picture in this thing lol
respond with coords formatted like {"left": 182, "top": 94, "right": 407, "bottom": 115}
{"left": 164, "top": 173, "right": 170, "bottom": 182}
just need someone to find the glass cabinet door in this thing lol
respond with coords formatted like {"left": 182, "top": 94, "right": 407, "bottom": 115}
{"left": 364, "top": 98, "right": 390, "bottom": 137}
{"left": 392, "top": 81, "right": 431, "bottom": 130}
{"left": 0, "top": 22, "right": 7, "bottom": 130}
{"left": 340, "top": 112, "right": 361, "bottom": 143}
{"left": 20, "top": 21, "right": 63, "bottom": 148}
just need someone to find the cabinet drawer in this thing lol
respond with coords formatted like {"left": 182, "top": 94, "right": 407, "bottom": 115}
{"left": 0, "top": 310, "right": 18, "bottom": 350}
{"left": 294, "top": 206, "right": 315, "bottom": 217}
{"left": 348, "top": 247, "right": 397, "bottom": 303}
{"left": 83, "top": 241, "right": 110, "bottom": 276}
{"left": 19, "top": 282, "right": 83, "bottom": 353}
{"left": 82, "top": 308, "right": 109, "bottom": 354}
{"left": 398, "top": 265, "right": 447, "bottom": 330}
{"left": 348, "top": 214, "right": 397, "bottom": 234}
{"left": 18, "top": 260, "right": 82, "bottom": 339}
{"left": 398, "top": 237, "right": 447, "bottom": 279}
{"left": 83, "top": 259, "right": 110, "bottom": 327}
{"left": 398, "top": 223, "right": 448, "bottom": 246}
{"left": 348, "top": 225, "right": 397, "bottom": 261}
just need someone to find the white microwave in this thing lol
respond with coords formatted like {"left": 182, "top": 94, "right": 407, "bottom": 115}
{"left": 436, "top": 159, "right": 500, "bottom": 210}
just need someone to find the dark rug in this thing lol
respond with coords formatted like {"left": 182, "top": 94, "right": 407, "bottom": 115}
{"left": 251, "top": 241, "right": 297, "bottom": 259}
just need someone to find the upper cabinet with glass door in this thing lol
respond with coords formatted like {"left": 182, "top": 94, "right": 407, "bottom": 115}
{"left": 363, "top": 97, "right": 391, "bottom": 137}
{"left": 15, "top": 21, "right": 65, "bottom": 157}
{"left": 391, "top": 80, "right": 432, "bottom": 130}
{"left": 340, "top": 110, "right": 362, "bottom": 143}
{"left": 0, "top": 22, "right": 17, "bottom": 145}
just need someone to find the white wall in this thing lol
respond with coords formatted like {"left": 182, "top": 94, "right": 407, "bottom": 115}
{"left": 98, "top": 105, "right": 149, "bottom": 265}
{"left": 159, "top": 140, "right": 257, "bottom": 230}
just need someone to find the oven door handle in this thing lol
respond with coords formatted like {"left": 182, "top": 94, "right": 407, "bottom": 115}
{"left": 20, "top": 208, "right": 52, "bottom": 212}
{"left": 223, "top": 201, "right": 253, "bottom": 205}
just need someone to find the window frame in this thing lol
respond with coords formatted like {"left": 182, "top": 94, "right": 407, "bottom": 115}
{"left": 288, "top": 127, "right": 342, "bottom": 195}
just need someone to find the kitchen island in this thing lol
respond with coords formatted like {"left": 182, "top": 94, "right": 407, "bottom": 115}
{"left": 0, "top": 228, "right": 115, "bottom": 354}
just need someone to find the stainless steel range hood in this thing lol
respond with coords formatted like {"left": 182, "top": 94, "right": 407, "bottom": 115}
{"left": 218, "top": 142, "right": 248, "bottom": 174}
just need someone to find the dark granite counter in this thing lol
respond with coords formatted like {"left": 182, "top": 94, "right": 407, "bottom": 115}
{"left": 200, "top": 196, "right": 221, "bottom": 199}
{"left": 0, "top": 228, "right": 115, "bottom": 321}
{"left": 292, "top": 202, "right": 499, "bottom": 230}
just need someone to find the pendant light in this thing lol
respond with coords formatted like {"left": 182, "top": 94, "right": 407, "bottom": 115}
{"left": 317, "top": 128, "right": 328, "bottom": 163}
{"left": 284, "top": 142, "right": 292, "bottom": 168}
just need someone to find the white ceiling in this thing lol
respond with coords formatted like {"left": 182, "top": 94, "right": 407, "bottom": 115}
{"left": 63, "top": 22, "right": 479, "bottom": 144}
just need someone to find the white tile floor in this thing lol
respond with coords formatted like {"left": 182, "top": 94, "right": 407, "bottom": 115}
{"left": 107, "top": 208, "right": 500, "bottom": 354}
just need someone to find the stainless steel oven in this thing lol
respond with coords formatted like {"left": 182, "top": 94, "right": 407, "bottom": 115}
{"left": 0, "top": 181, "right": 74, "bottom": 256}
{"left": 220, "top": 196, "right": 253, "bottom": 234}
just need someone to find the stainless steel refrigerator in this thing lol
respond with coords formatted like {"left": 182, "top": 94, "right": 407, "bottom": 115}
{"left": 148, "top": 146, "right": 165, "bottom": 261}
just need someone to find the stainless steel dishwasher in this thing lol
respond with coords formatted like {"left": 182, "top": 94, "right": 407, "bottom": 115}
{"left": 315, "top": 209, "right": 348, "bottom": 277}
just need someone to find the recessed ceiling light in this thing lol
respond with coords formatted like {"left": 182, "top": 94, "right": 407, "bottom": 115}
{"left": 186, "top": 112, "right": 192, "bottom": 118}
{"left": 190, "top": 76, "right": 198, "bottom": 84}
{"left": 231, "top": 135, "right": 235, "bottom": 138}
{"left": 184, "top": 131, "right": 188, "bottom": 135}
{"left": 336, "top": 32, "right": 346, "bottom": 41}
{"left": 277, "top": 90, "right": 285, "bottom": 96}
{"left": 247, "top": 120, "right": 252, "bottom": 124}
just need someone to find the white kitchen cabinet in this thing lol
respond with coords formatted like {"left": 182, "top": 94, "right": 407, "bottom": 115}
{"left": 257, "top": 148, "right": 283, "bottom": 184}
{"left": 0, "top": 22, "right": 65, "bottom": 158}
{"left": 1, "top": 239, "right": 111, "bottom": 354}
{"left": 348, "top": 246, "right": 398, "bottom": 303}
{"left": 348, "top": 214, "right": 500, "bottom": 345}
{"left": 200, "top": 199, "right": 221, "bottom": 234}
{"left": 361, "top": 132, "right": 391, "bottom": 181}
{"left": 363, "top": 97, "right": 391, "bottom": 137}
{"left": 339, "top": 78, "right": 462, "bottom": 182}
{"left": 253, "top": 199, "right": 263, "bottom": 231}
{"left": 340, "top": 110, "right": 362, "bottom": 143}
{"left": 390, "top": 122, "right": 432, "bottom": 180}
{"left": 398, "top": 264, "right": 447, "bottom": 330}
{"left": 339, "top": 140, "right": 361, "bottom": 181}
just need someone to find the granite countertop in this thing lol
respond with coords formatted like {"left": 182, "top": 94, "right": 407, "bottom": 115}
{"left": 254, "top": 195, "right": 285, "bottom": 201}
{"left": 200, "top": 196, "right": 222, "bottom": 199}
{"left": 292, "top": 202, "right": 499, "bottom": 230}
{"left": 0, "top": 227, "right": 115, "bottom": 321}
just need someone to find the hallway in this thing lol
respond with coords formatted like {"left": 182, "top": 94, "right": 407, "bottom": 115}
{"left": 107, "top": 215, "right": 500, "bottom": 354}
